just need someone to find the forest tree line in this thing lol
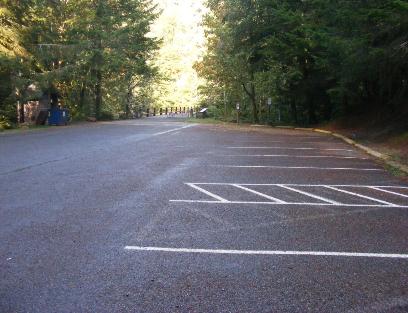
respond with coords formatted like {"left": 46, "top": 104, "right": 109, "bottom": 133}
{"left": 196, "top": 0, "right": 408, "bottom": 125}
{"left": 0, "top": 0, "right": 158, "bottom": 127}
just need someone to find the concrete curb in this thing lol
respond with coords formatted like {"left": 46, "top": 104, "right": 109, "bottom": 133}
{"left": 276, "top": 126, "right": 408, "bottom": 175}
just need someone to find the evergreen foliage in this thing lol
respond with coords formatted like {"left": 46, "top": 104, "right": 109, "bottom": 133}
{"left": 0, "top": 0, "right": 158, "bottom": 123}
{"left": 197, "top": 0, "right": 408, "bottom": 125}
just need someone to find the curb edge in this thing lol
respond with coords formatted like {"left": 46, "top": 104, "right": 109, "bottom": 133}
{"left": 276, "top": 126, "right": 408, "bottom": 175}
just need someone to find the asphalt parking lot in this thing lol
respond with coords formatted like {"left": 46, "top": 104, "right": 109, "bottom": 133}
{"left": 1, "top": 119, "right": 408, "bottom": 312}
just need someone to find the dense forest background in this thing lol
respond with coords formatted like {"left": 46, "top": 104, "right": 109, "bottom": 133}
{"left": 0, "top": 0, "right": 158, "bottom": 127}
{"left": 196, "top": 0, "right": 408, "bottom": 126}
{"left": 1, "top": 0, "right": 407, "bottom": 129}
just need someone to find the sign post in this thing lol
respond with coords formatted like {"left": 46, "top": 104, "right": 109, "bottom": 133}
{"left": 267, "top": 98, "right": 272, "bottom": 124}
{"left": 236, "top": 103, "right": 240, "bottom": 124}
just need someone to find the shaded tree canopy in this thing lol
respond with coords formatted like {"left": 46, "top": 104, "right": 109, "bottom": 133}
{"left": 0, "top": 0, "right": 159, "bottom": 123}
{"left": 1, "top": 0, "right": 407, "bottom": 127}
{"left": 196, "top": 0, "right": 408, "bottom": 125}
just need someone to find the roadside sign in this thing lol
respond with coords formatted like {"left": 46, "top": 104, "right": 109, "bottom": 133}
{"left": 267, "top": 98, "right": 272, "bottom": 106}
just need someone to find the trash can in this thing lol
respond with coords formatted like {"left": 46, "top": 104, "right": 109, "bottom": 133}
{"left": 196, "top": 108, "right": 208, "bottom": 118}
{"left": 48, "top": 108, "right": 70, "bottom": 126}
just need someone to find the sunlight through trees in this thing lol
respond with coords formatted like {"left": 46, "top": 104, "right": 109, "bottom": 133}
{"left": 149, "top": 0, "right": 207, "bottom": 109}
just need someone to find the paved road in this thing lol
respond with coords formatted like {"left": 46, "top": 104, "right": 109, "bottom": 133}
{"left": 1, "top": 119, "right": 408, "bottom": 313}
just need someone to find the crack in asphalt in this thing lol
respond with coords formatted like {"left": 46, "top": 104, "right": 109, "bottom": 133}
{"left": 0, "top": 157, "right": 70, "bottom": 176}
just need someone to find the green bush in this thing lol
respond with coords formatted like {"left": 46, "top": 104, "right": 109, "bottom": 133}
{"left": 0, "top": 115, "right": 12, "bottom": 130}
{"left": 99, "top": 111, "right": 115, "bottom": 121}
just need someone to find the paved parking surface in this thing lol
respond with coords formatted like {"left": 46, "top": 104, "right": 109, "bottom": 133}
{"left": 1, "top": 119, "right": 408, "bottom": 312}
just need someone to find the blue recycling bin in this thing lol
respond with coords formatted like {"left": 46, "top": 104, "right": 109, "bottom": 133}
{"left": 48, "top": 108, "right": 70, "bottom": 126}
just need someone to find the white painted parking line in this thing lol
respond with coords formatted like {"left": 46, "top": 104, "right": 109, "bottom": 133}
{"left": 227, "top": 147, "right": 354, "bottom": 152}
{"left": 186, "top": 183, "right": 230, "bottom": 203}
{"left": 169, "top": 200, "right": 408, "bottom": 208}
{"left": 152, "top": 124, "right": 195, "bottom": 136}
{"left": 215, "top": 165, "right": 383, "bottom": 171}
{"left": 124, "top": 246, "right": 408, "bottom": 259}
{"left": 170, "top": 183, "right": 408, "bottom": 208}
{"left": 369, "top": 187, "right": 408, "bottom": 198}
{"left": 384, "top": 186, "right": 408, "bottom": 189}
{"left": 221, "top": 155, "right": 367, "bottom": 160}
{"left": 277, "top": 184, "right": 341, "bottom": 205}
{"left": 232, "top": 184, "right": 287, "bottom": 204}
{"left": 325, "top": 186, "right": 397, "bottom": 206}
{"left": 230, "top": 140, "right": 337, "bottom": 143}
{"left": 189, "top": 184, "right": 408, "bottom": 188}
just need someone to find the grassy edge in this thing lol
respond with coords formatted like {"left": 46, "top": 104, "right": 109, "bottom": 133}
{"left": 0, "top": 124, "right": 53, "bottom": 135}
{"left": 185, "top": 118, "right": 228, "bottom": 124}
{"left": 383, "top": 163, "right": 408, "bottom": 178}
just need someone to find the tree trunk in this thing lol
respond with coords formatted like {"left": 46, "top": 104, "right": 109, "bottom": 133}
{"left": 126, "top": 83, "right": 132, "bottom": 119}
{"left": 95, "top": 69, "right": 102, "bottom": 119}
{"left": 250, "top": 83, "right": 259, "bottom": 123}
{"left": 343, "top": 94, "right": 350, "bottom": 115}
{"left": 307, "top": 95, "right": 317, "bottom": 125}
{"left": 92, "top": 1, "right": 104, "bottom": 119}
{"left": 19, "top": 101, "right": 24, "bottom": 123}
{"left": 242, "top": 81, "right": 259, "bottom": 123}
{"left": 79, "top": 82, "right": 86, "bottom": 109}
{"left": 290, "top": 100, "right": 298, "bottom": 124}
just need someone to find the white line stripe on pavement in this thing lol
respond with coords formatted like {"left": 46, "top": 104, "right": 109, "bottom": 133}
{"left": 325, "top": 186, "right": 397, "bottom": 206}
{"left": 277, "top": 184, "right": 341, "bottom": 205}
{"left": 221, "top": 155, "right": 367, "bottom": 159}
{"left": 229, "top": 140, "right": 336, "bottom": 143}
{"left": 188, "top": 183, "right": 408, "bottom": 189}
{"left": 186, "top": 183, "right": 230, "bottom": 203}
{"left": 227, "top": 147, "right": 354, "bottom": 151}
{"left": 152, "top": 124, "right": 195, "bottom": 136}
{"left": 169, "top": 200, "right": 408, "bottom": 207}
{"left": 214, "top": 165, "right": 383, "bottom": 171}
{"left": 124, "top": 246, "right": 408, "bottom": 259}
{"left": 369, "top": 187, "right": 408, "bottom": 198}
{"left": 232, "top": 184, "right": 287, "bottom": 204}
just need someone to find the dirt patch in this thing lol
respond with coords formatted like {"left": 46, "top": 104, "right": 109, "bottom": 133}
{"left": 366, "top": 134, "right": 408, "bottom": 165}
{"left": 320, "top": 117, "right": 408, "bottom": 166}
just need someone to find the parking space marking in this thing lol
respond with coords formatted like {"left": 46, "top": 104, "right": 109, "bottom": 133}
{"left": 232, "top": 184, "right": 287, "bottom": 204}
{"left": 214, "top": 165, "right": 383, "bottom": 171}
{"left": 170, "top": 200, "right": 407, "bottom": 207}
{"left": 187, "top": 183, "right": 408, "bottom": 188}
{"left": 369, "top": 187, "right": 408, "bottom": 198}
{"left": 221, "top": 155, "right": 367, "bottom": 160}
{"left": 186, "top": 183, "right": 230, "bottom": 203}
{"left": 124, "top": 246, "right": 408, "bottom": 259}
{"left": 229, "top": 141, "right": 339, "bottom": 144}
{"left": 277, "top": 184, "right": 341, "bottom": 205}
{"left": 152, "top": 124, "right": 195, "bottom": 136}
{"left": 227, "top": 147, "right": 354, "bottom": 152}
{"left": 325, "top": 186, "right": 397, "bottom": 206}
{"left": 170, "top": 183, "right": 408, "bottom": 208}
